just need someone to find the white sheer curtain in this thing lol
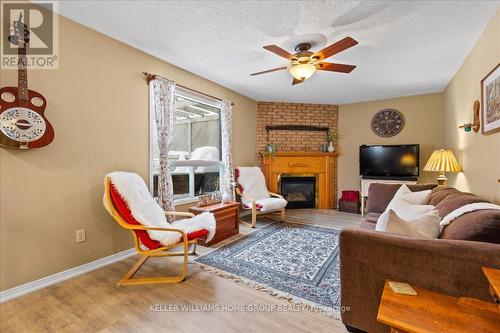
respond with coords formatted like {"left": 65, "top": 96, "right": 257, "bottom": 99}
{"left": 151, "top": 76, "right": 176, "bottom": 213}
{"left": 221, "top": 100, "right": 235, "bottom": 201}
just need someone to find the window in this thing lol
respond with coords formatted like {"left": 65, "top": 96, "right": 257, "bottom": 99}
{"left": 149, "top": 86, "right": 223, "bottom": 204}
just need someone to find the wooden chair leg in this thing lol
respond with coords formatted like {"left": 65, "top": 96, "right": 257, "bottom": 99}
{"left": 117, "top": 241, "right": 191, "bottom": 286}
{"left": 280, "top": 208, "right": 285, "bottom": 222}
{"left": 181, "top": 238, "right": 188, "bottom": 281}
{"left": 117, "top": 254, "right": 149, "bottom": 286}
{"left": 251, "top": 206, "right": 257, "bottom": 228}
{"left": 189, "top": 242, "right": 197, "bottom": 255}
{"left": 240, "top": 217, "right": 256, "bottom": 228}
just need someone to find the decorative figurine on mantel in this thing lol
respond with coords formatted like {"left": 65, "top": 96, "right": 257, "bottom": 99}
{"left": 263, "top": 143, "right": 277, "bottom": 156}
{"left": 326, "top": 129, "right": 338, "bottom": 152}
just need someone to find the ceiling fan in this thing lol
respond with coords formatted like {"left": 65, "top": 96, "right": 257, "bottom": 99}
{"left": 250, "top": 37, "right": 358, "bottom": 85}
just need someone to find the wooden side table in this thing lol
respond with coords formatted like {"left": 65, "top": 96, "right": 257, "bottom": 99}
{"left": 483, "top": 267, "right": 500, "bottom": 311}
{"left": 377, "top": 280, "right": 500, "bottom": 333}
{"left": 189, "top": 202, "right": 239, "bottom": 246}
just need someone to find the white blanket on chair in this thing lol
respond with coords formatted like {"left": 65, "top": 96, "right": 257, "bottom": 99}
{"left": 255, "top": 197, "right": 288, "bottom": 212}
{"left": 440, "top": 202, "right": 500, "bottom": 232}
{"left": 237, "top": 167, "right": 270, "bottom": 200}
{"left": 104, "top": 171, "right": 216, "bottom": 246}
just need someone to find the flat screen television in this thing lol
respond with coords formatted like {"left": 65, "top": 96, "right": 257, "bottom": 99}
{"left": 360, "top": 144, "right": 419, "bottom": 179}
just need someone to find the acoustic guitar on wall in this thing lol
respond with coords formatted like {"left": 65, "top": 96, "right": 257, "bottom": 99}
{"left": 0, "top": 13, "right": 54, "bottom": 150}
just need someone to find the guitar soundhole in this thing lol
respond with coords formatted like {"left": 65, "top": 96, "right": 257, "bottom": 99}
{"left": 1, "top": 92, "right": 15, "bottom": 103}
{"left": 0, "top": 107, "right": 46, "bottom": 142}
{"left": 16, "top": 119, "right": 32, "bottom": 130}
{"left": 31, "top": 97, "right": 44, "bottom": 107}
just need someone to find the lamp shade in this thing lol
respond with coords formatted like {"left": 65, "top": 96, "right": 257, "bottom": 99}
{"left": 423, "top": 149, "right": 461, "bottom": 172}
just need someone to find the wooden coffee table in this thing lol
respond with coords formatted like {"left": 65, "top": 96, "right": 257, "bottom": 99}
{"left": 189, "top": 202, "right": 239, "bottom": 246}
{"left": 377, "top": 280, "right": 500, "bottom": 333}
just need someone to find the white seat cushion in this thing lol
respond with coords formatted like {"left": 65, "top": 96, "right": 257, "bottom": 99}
{"left": 254, "top": 197, "right": 288, "bottom": 212}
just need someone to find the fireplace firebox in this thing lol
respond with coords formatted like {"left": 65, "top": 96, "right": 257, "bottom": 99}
{"left": 280, "top": 176, "right": 316, "bottom": 209}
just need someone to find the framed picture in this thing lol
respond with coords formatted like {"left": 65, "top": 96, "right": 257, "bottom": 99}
{"left": 481, "top": 63, "right": 500, "bottom": 134}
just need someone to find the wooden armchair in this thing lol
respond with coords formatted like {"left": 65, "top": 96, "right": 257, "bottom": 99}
{"left": 235, "top": 167, "right": 287, "bottom": 228}
{"left": 103, "top": 172, "right": 214, "bottom": 286}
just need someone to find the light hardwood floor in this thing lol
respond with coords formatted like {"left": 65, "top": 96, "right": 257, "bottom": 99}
{"left": 0, "top": 209, "right": 363, "bottom": 333}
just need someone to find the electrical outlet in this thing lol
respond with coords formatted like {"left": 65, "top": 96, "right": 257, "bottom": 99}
{"left": 76, "top": 229, "right": 86, "bottom": 243}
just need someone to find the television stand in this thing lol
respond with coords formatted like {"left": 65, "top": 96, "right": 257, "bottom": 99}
{"left": 360, "top": 177, "right": 417, "bottom": 216}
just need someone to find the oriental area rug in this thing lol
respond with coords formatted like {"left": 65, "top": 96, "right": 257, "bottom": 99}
{"left": 194, "top": 222, "right": 341, "bottom": 318}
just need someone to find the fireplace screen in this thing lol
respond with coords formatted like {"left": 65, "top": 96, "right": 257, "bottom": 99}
{"left": 280, "top": 176, "right": 316, "bottom": 209}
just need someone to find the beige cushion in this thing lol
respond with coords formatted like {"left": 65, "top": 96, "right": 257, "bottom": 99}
{"left": 383, "top": 209, "right": 441, "bottom": 239}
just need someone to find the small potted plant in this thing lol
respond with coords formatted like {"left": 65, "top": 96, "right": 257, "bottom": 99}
{"left": 263, "top": 143, "right": 277, "bottom": 156}
{"left": 326, "top": 129, "right": 338, "bottom": 152}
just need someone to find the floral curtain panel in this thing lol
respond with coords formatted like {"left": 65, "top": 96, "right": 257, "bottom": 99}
{"left": 221, "top": 100, "right": 235, "bottom": 201}
{"left": 151, "top": 76, "right": 176, "bottom": 213}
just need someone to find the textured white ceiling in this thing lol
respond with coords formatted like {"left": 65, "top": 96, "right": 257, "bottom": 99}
{"left": 53, "top": 1, "right": 499, "bottom": 104}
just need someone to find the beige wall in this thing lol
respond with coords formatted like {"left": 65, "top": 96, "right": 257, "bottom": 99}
{"left": 443, "top": 10, "right": 500, "bottom": 203}
{"left": 338, "top": 93, "right": 444, "bottom": 192}
{"left": 0, "top": 14, "right": 257, "bottom": 290}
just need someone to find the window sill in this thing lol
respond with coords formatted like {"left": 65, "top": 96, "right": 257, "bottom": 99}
{"left": 174, "top": 197, "right": 199, "bottom": 207}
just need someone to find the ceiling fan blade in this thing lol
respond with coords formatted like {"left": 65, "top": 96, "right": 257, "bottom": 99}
{"left": 292, "top": 78, "right": 304, "bottom": 85}
{"left": 313, "top": 37, "right": 358, "bottom": 60}
{"left": 250, "top": 66, "right": 288, "bottom": 76}
{"left": 263, "top": 45, "right": 295, "bottom": 60}
{"left": 318, "top": 62, "right": 356, "bottom": 73}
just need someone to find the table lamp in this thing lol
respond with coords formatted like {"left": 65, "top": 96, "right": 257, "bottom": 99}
{"left": 423, "top": 149, "right": 461, "bottom": 185}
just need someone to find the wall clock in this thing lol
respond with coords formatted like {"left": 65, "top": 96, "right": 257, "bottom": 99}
{"left": 371, "top": 109, "right": 404, "bottom": 137}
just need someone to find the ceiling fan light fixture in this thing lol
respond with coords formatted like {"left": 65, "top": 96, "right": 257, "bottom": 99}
{"left": 289, "top": 63, "right": 316, "bottom": 81}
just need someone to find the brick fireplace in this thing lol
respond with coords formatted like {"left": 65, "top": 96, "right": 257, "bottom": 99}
{"left": 257, "top": 102, "right": 339, "bottom": 208}
{"left": 257, "top": 102, "right": 339, "bottom": 154}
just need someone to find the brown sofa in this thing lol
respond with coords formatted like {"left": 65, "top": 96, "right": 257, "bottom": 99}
{"left": 340, "top": 184, "right": 500, "bottom": 333}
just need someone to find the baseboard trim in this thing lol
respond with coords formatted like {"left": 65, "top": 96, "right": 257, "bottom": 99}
{"left": 0, "top": 248, "right": 135, "bottom": 303}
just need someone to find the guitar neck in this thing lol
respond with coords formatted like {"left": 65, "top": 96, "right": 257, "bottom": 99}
{"left": 18, "top": 44, "right": 28, "bottom": 101}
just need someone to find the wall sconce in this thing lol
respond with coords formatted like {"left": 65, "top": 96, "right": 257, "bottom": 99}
{"left": 459, "top": 100, "right": 480, "bottom": 133}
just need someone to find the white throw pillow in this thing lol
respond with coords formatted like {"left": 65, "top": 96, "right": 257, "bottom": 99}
{"left": 375, "top": 185, "right": 434, "bottom": 231}
{"left": 388, "top": 184, "right": 432, "bottom": 207}
{"left": 382, "top": 209, "right": 441, "bottom": 239}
